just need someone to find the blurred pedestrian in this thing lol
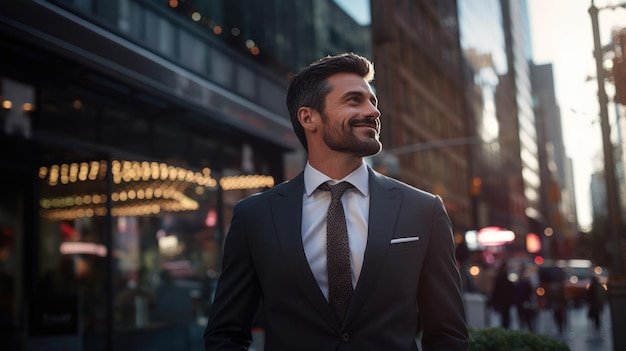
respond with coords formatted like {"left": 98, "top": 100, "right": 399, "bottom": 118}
{"left": 491, "top": 260, "right": 514, "bottom": 328}
{"left": 586, "top": 275, "right": 605, "bottom": 331}
{"left": 204, "top": 53, "right": 469, "bottom": 350}
{"left": 549, "top": 279, "right": 567, "bottom": 334}
{"left": 455, "top": 238, "right": 478, "bottom": 293}
{"left": 513, "top": 266, "right": 536, "bottom": 331}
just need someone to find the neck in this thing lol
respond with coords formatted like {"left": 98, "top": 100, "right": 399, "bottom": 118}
{"left": 308, "top": 152, "right": 363, "bottom": 180}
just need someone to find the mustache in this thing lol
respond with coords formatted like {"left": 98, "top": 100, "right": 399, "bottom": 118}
{"left": 349, "top": 118, "right": 380, "bottom": 131}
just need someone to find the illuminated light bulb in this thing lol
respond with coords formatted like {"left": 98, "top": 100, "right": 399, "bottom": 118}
{"left": 169, "top": 168, "right": 177, "bottom": 181}
{"left": 64, "top": 197, "right": 74, "bottom": 206}
{"left": 38, "top": 167, "right": 48, "bottom": 179}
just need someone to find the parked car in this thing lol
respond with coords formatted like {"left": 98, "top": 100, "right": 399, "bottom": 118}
{"left": 563, "top": 259, "right": 593, "bottom": 306}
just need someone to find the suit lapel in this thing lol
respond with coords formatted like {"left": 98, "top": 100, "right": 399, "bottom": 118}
{"left": 345, "top": 168, "right": 402, "bottom": 323}
{"left": 270, "top": 172, "right": 339, "bottom": 327}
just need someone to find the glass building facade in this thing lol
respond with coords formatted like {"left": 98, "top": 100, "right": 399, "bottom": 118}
{"left": 458, "top": 0, "right": 509, "bottom": 229}
{"left": 501, "top": 0, "right": 545, "bottom": 233}
{"left": 457, "top": 0, "right": 541, "bottom": 239}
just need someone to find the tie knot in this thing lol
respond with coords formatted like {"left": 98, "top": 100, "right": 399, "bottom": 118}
{"left": 318, "top": 181, "right": 354, "bottom": 200}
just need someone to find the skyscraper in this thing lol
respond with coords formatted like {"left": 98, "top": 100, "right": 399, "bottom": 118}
{"left": 371, "top": 0, "right": 472, "bottom": 231}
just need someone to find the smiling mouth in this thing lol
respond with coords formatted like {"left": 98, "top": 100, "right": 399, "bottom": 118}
{"left": 350, "top": 119, "right": 380, "bottom": 133}
{"left": 353, "top": 125, "right": 379, "bottom": 137}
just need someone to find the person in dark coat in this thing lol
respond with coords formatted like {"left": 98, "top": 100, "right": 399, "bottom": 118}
{"left": 204, "top": 53, "right": 469, "bottom": 351}
{"left": 586, "top": 275, "right": 605, "bottom": 331}
{"left": 491, "top": 260, "right": 515, "bottom": 328}
{"left": 513, "top": 267, "right": 536, "bottom": 331}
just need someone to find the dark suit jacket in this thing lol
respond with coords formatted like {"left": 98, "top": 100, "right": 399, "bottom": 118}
{"left": 204, "top": 167, "right": 469, "bottom": 351}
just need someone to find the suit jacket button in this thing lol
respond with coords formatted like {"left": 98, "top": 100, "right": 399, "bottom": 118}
{"left": 341, "top": 332, "right": 349, "bottom": 342}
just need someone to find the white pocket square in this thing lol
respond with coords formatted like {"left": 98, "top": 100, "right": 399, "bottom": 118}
{"left": 390, "top": 236, "right": 420, "bottom": 244}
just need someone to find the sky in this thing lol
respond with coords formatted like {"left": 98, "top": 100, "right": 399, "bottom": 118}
{"left": 333, "top": 0, "right": 625, "bottom": 229}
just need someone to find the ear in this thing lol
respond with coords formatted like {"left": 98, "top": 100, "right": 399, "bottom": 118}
{"left": 297, "top": 107, "right": 318, "bottom": 132}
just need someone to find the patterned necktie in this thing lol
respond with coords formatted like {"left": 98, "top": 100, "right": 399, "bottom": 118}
{"left": 318, "top": 181, "right": 354, "bottom": 323}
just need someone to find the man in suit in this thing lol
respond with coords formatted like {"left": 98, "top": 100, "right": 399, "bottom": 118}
{"left": 204, "top": 53, "right": 469, "bottom": 350}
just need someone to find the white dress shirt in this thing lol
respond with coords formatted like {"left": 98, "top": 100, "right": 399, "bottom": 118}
{"left": 302, "top": 161, "right": 370, "bottom": 299}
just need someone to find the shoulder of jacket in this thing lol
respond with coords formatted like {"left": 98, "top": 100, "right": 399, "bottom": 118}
{"left": 375, "top": 173, "right": 437, "bottom": 201}
{"left": 237, "top": 178, "right": 295, "bottom": 206}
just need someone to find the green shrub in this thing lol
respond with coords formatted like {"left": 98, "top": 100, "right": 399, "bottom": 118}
{"left": 469, "top": 327, "right": 569, "bottom": 351}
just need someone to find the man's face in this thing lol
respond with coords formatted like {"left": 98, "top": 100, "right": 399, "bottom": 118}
{"left": 319, "top": 72, "right": 382, "bottom": 157}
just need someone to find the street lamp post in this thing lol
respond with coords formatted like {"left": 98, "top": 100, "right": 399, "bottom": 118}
{"left": 589, "top": 2, "right": 626, "bottom": 350}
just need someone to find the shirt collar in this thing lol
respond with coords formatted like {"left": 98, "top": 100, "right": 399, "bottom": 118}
{"left": 304, "top": 161, "right": 369, "bottom": 197}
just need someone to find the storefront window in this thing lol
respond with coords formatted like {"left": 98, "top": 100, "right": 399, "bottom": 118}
{"left": 35, "top": 152, "right": 222, "bottom": 349}
{"left": 109, "top": 159, "right": 220, "bottom": 349}
{"left": 36, "top": 149, "right": 108, "bottom": 349}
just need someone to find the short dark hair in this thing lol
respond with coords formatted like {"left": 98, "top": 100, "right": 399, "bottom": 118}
{"left": 286, "top": 53, "right": 375, "bottom": 151}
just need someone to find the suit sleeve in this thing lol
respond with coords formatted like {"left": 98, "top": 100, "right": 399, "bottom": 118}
{"left": 204, "top": 201, "right": 262, "bottom": 350}
{"left": 418, "top": 196, "right": 469, "bottom": 351}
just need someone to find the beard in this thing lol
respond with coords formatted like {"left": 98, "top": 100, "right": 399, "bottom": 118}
{"left": 321, "top": 112, "right": 382, "bottom": 157}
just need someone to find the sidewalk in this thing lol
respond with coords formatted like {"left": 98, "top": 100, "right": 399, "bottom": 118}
{"left": 487, "top": 304, "right": 613, "bottom": 351}
{"left": 561, "top": 306, "right": 613, "bottom": 351}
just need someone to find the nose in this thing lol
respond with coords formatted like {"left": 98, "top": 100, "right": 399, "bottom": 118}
{"left": 366, "top": 102, "right": 381, "bottom": 132}
{"left": 366, "top": 101, "right": 381, "bottom": 119}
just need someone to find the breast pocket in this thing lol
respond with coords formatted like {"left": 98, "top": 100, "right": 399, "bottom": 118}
{"left": 387, "top": 239, "right": 420, "bottom": 255}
